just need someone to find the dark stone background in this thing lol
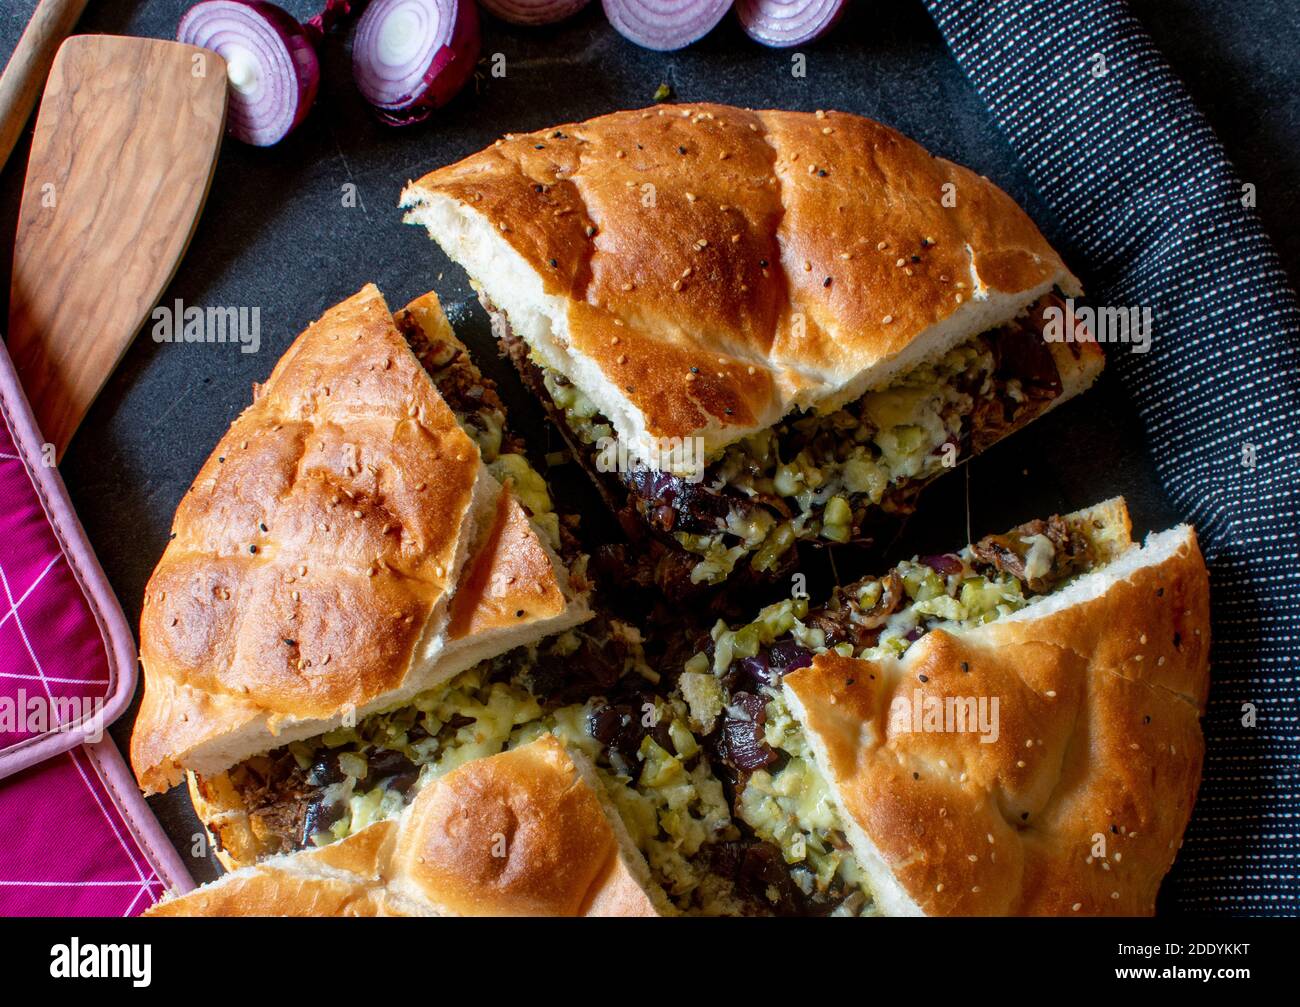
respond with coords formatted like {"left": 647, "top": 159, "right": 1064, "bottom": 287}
{"left": 0, "top": 1, "right": 1296, "bottom": 891}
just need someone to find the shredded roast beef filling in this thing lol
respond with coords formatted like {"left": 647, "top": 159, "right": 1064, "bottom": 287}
{"left": 395, "top": 310, "right": 526, "bottom": 460}
{"left": 969, "top": 514, "right": 1090, "bottom": 592}
{"left": 706, "top": 838, "right": 861, "bottom": 917}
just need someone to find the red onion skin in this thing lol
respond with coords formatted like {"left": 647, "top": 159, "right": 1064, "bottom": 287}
{"left": 416, "top": 0, "right": 481, "bottom": 113}
{"left": 735, "top": 0, "right": 845, "bottom": 48}
{"left": 354, "top": 0, "right": 481, "bottom": 125}
{"left": 602, "top": 0, "right": 731, "bottom": 52}
{"left": 273, "top": 8, "right": 321, "bottom": 137}
{"left": 178, "top": 0, "right": 321, "bottom": 147}
{"left": 479, "top": 0, "right": 591, "bottom": 27}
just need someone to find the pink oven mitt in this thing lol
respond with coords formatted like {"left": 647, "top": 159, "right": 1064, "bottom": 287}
{"left": 0, "top": 341, "right": 191, "bottom": 915}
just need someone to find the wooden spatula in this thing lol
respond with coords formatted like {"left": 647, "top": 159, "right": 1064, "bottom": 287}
{"left": 6, "top": 35, "right": 227, "bottom": 458}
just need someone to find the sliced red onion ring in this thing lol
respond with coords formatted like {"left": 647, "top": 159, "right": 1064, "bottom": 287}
{"left": 602, "top": 0, "right": 731, "bottom": 51}
{"left": 178, "top": 0, "right": 321, "bottom": 147}
{"left": 353, "top": 0, "right": 481, "bottom": 125}
{"left": 479, "top": 0, "right": 591, "bottom": 26}
{"left": 736, "top": 0, "right": 844, "bottom": 48}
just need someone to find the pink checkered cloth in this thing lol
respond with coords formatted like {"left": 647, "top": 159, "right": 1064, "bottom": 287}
{"left": 0, "top": 342, "right": 191, "bottom": 915}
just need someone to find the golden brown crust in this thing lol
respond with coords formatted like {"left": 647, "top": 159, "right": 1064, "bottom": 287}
{"left": 186, "top": 770, "right": 247, "bottom": 872}
{"left": 132, "top": 285, "right": 486, "bottom": 794}
{"left": 398, "top": 291, "right": 457, "bottom": 346}
{"left": 147, "top": 737, "right": 661, "bottom": 917}
{"left": 392, "top": 736, "right": 648, "bottom": 916}
{"left": 1042, "top": 317, "right": 1106, "bottom": 402}
{"left": 784, "top": 527, "right": 1210, "bottom": 916}
{"left": 177, "top": 288, "right": 587, "bottom": 858}
{"left": 147, "top": 875, "right": 390, "bottom": 917}
{"left": 147, "top": 819, "right": 402, "bottom": 917}
{"left": 187, "top": 478, "right": 583, "bottom": 869}
{"left": 404, "top": 103, "right": 1080, "bottom": 448}
{"left": 580, "top": 853, "right": 663, "bottom": 917}
{"left": 445, "top": 483, "right": 567, "bottom": 641}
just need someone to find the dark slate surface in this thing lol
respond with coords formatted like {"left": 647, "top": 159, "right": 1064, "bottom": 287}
{"left": 0, "top": 1, "right": 1296, "bottom": 889}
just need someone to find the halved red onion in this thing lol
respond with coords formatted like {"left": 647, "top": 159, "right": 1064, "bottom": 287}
{"left": 479, "top": 0, "right": 591, "bottom": 26}
{"left": 602, "top": 0, "right": 731, "bottom": 51}
{"left": 353, "top": 0, "right": 481, "bottom": 125}
{"left": 735, "top": 0, "right": 844, "bottom": 48}
{"left": 178, "top": 0, "right": 321, "bottom": 146}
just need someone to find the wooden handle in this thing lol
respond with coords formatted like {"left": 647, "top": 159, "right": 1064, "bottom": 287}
{"left": 0, "top": 0, "right": 90, "bottom": 175}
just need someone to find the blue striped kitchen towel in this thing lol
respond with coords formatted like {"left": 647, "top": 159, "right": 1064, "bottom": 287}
{"left": 922, "top": 0, "right": 1300, "bottom": 913}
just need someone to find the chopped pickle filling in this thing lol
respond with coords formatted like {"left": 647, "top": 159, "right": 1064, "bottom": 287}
{"left": 739, "top": 690, "right": 874, "bottom": 916}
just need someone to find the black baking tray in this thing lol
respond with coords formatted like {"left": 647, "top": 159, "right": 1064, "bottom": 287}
{"left": 1, "top": 0, "right": 1297, "bottom": 890}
